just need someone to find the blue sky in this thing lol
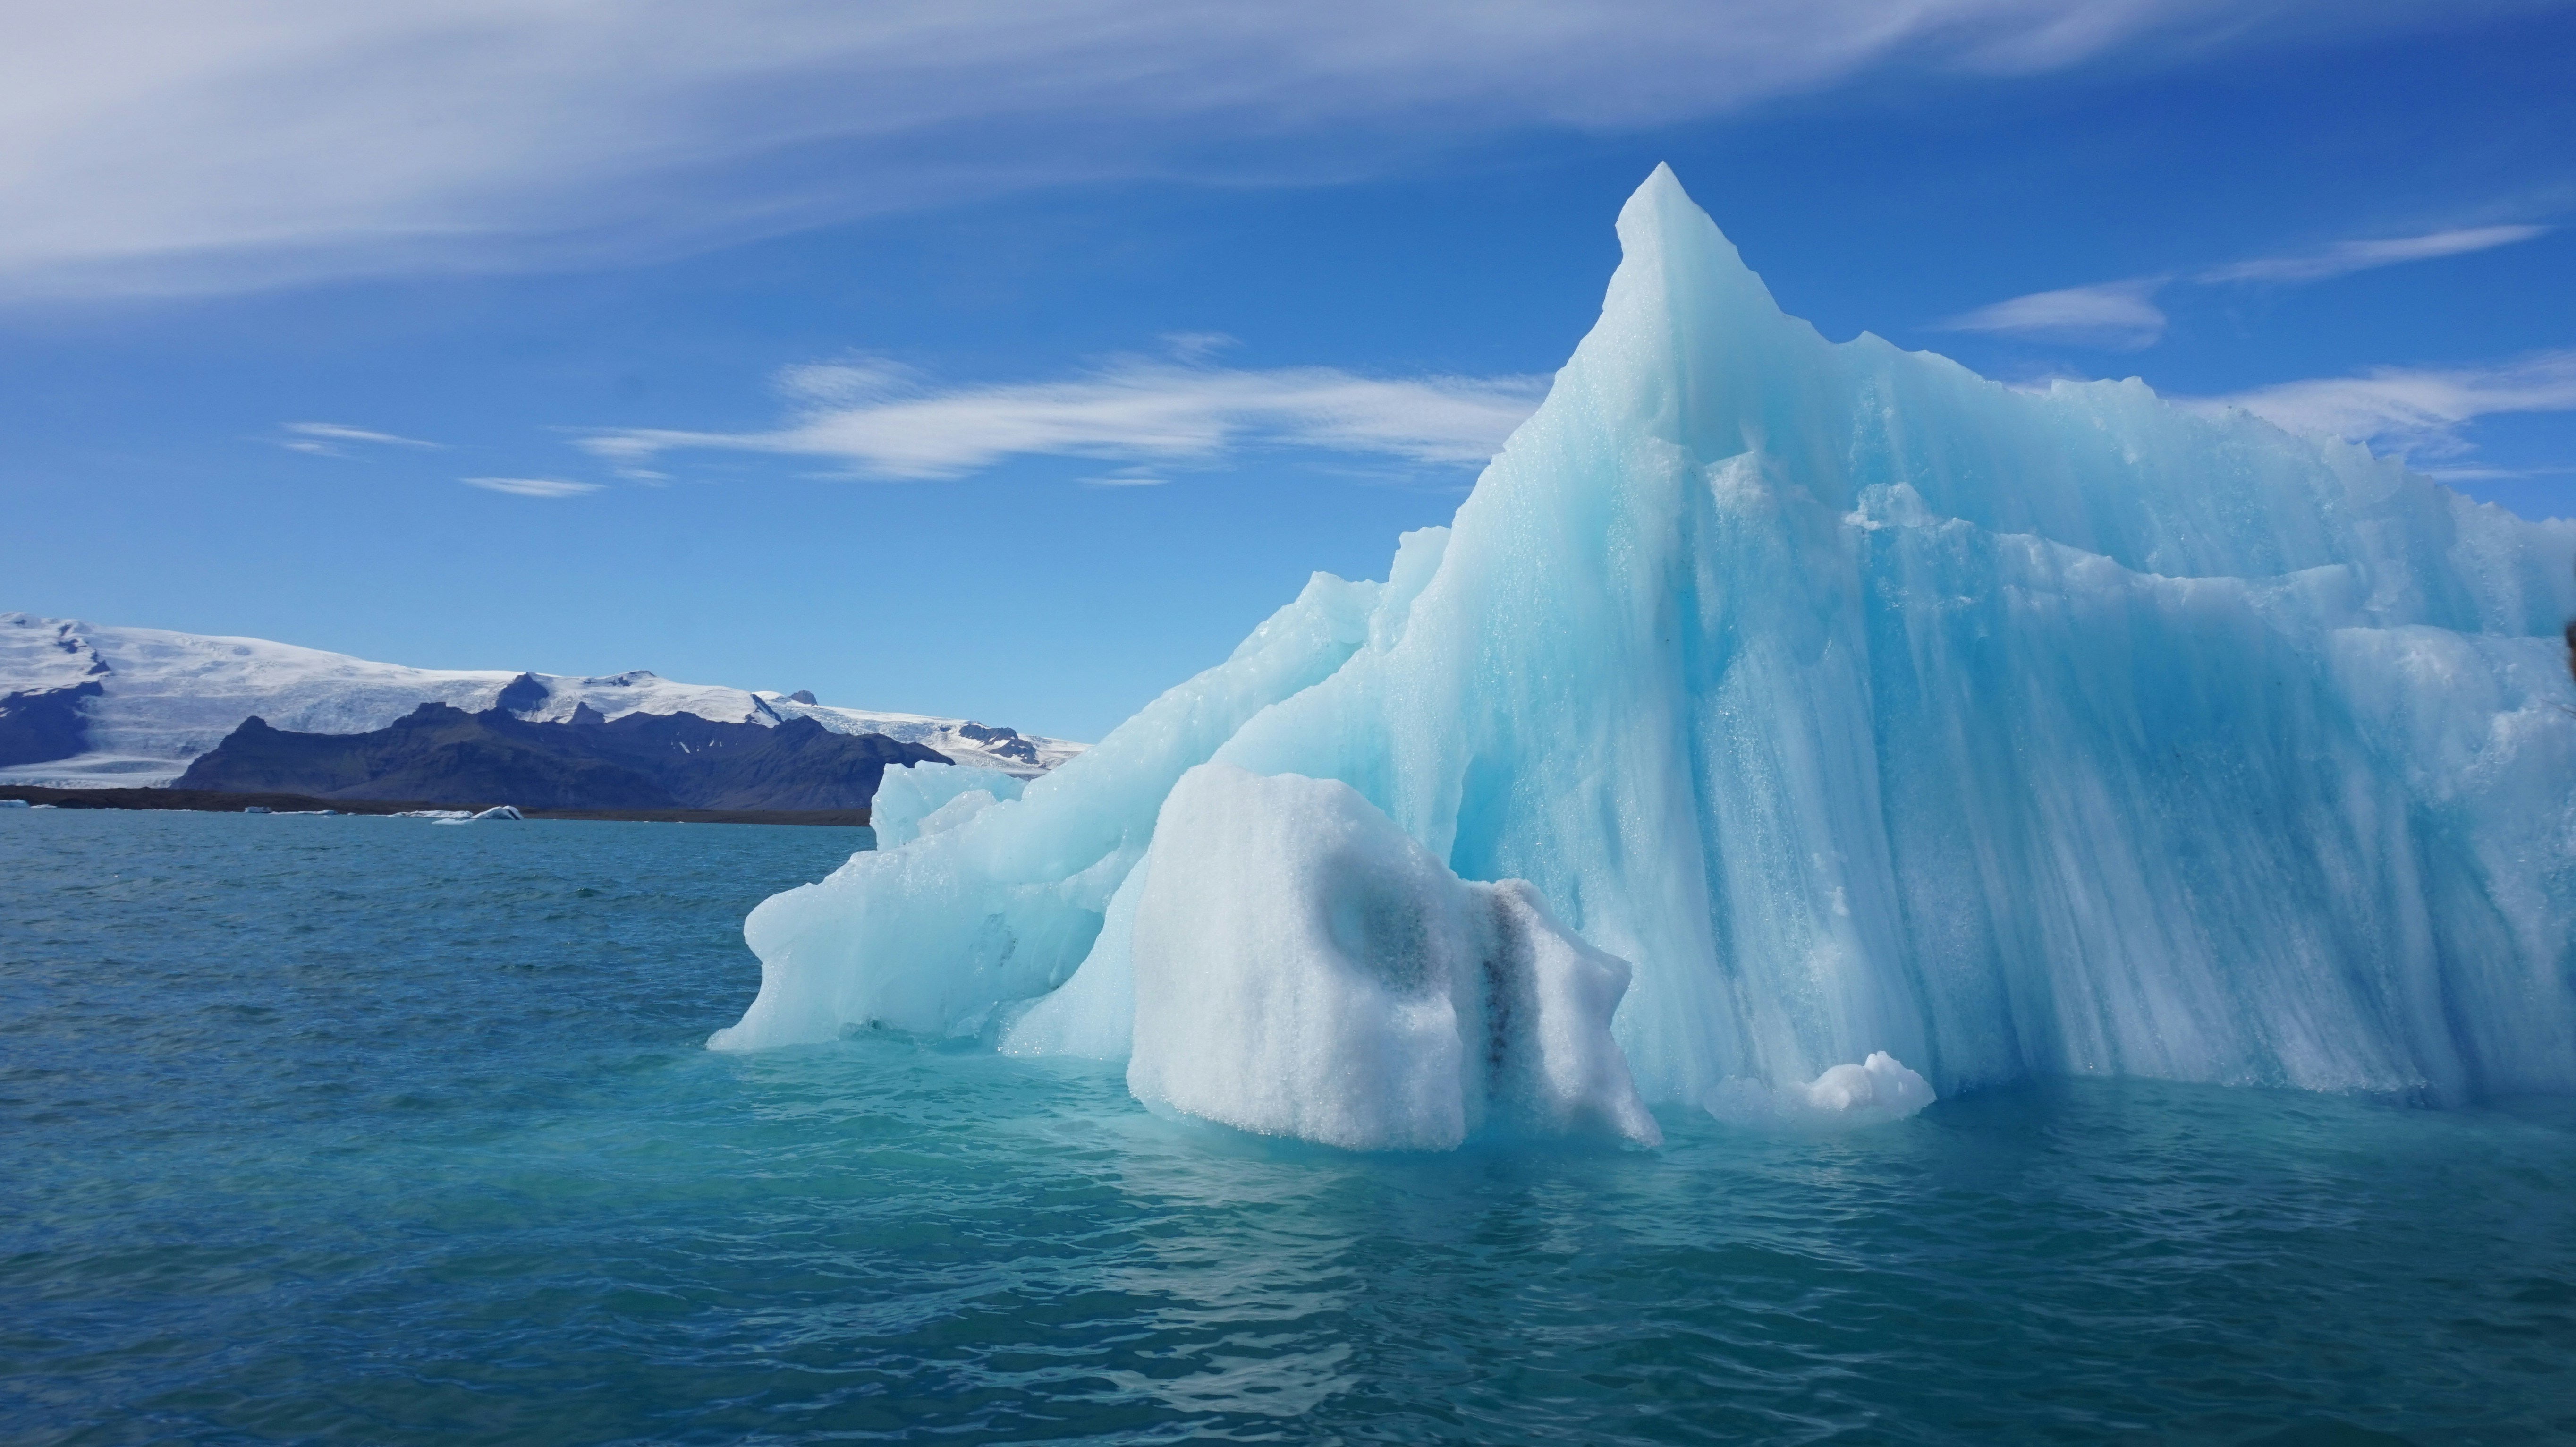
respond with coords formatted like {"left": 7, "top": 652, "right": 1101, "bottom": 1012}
{"left": 7, "top": 0, "right": 2574, "bottom": 741}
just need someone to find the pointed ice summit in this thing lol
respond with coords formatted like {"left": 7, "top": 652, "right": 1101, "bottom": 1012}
{"left": 713, "top": 167, "right": 2576, "bottom": 1148}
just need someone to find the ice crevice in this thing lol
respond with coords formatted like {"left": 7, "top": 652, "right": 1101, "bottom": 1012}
{"left": 712, "top": 165, "right": 2576, "bottom": 1151}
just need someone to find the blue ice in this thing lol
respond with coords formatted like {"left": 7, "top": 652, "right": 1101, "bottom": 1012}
{"left": 712, "top": 167, "right": 2576, "bottom": 1148}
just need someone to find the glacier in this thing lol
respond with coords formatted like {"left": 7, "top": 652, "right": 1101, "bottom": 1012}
{"left": 711, "top": 166, "right": 2576, "bottom": 1144}
{"left": 0, "top": 613, "right": 1082, "bottom": 786}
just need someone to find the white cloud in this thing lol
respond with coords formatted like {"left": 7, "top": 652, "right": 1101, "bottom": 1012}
{"left": 2199, "top": 350, "right": 2576, "bottom": 460}
{"left": 2198, "top": 225, "right": 2548, "bottom": 284}
{"left": 1945, "top": 220, "right": 2550, "bottom": 351}
{"left": 275, "top": 420, "right": 441, "bottom": 456}
{"left": 462, "top": 476, "right": 603, "bottom": 497}
{"left": 1083, "top": 467, "right": 1175, "bottom": 487}
{"left": 1941, "top": 278, "right": 2168, "bottom": 349}
{"left": 773, "top": 358, "right": 922, "bottom": 406}
{"left": 286, "top": 421, "right": 435, "bottom": 446}
{"left": 0, "top": 0, "right": 2506, "bottom": 299}
{"left": 582, "top": 356, "right": 1550, "bottom": 480}
{"left": 2417, "top": 464, "right": 2573, "bottom": 482}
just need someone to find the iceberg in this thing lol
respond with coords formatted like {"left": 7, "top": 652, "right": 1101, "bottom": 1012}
{"left": 712, "top": 166, "right": 2576, "bottom": 1143}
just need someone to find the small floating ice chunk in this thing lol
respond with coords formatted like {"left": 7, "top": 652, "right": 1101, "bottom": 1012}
{"left": 401, "top": 805, "right": 520, "bottom": 822}
{"left": 1805, "top": 1053, "right": 1936, "bottom": 1116}
{"left": 1704, "top": 1052, "right": 1937, "bottom": 1131}
{"left": 1125, "top": 763, "right": 1660, "bottom": 1152}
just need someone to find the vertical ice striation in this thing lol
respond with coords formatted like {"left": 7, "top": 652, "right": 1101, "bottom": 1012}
{"left": 714, "top": 166, "right": 2576, "bottom": 1139}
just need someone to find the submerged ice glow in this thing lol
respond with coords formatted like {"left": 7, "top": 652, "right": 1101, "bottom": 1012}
{"left": 712, "top": 167, "right": 2576, "bottom": 1144}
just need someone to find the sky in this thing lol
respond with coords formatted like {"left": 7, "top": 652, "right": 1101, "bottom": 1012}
{"left": 6, "top": 0, "right": 2574, "bottom": 742}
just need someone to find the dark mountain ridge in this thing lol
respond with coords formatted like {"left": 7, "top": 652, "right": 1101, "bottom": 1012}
{"left": 0, "top": 681, "right": 101, "bottom": 767}
{"left": 173, "top": 702, "right": 951, "bottom": 811}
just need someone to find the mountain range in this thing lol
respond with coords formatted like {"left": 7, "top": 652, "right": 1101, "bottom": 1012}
{"left": 0, "top": 612, "right": 1080, "bottom": 809}
{"left": 173, "top": 702, "right": 952, "bottom": 812}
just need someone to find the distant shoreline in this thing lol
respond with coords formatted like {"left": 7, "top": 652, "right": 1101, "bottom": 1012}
{"left": 0, "top": 785, "right": 871, "bottom": 828}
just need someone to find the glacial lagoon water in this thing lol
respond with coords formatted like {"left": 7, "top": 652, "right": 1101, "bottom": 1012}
{"left": 4, "top": 807, "right": 2572, "bottom": 1445}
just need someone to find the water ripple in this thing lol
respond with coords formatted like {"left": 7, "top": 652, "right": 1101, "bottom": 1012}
{"left": 3, "top": 809, "right": 2572, "bottom": 1445}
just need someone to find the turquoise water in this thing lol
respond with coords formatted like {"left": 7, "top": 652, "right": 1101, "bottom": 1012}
{"left": 3, "top": 810, "right": 2572, "bottom": 1445}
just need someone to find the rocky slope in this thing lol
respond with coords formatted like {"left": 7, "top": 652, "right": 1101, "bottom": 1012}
{"left": 174, "top": 702, "right": 952, "bottom": 811}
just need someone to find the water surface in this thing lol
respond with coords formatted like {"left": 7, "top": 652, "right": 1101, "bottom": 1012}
{"left": 3, "top": 809, "right": 2570, "bottom": 1444}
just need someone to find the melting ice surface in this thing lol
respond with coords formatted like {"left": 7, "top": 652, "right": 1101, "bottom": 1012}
{"left": 1123, "top": 765, "right": 1660, "bottom": 1150}
{"left": 712, "top": 167, "right": 2576, "bottom": 1147}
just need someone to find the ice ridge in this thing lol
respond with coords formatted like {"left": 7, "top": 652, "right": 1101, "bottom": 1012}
{"left": 712, "top": 166, "right": 2576, "bottom": 1144}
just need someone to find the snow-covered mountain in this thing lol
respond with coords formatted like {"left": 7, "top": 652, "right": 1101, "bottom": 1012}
{"left": 0, "top": 612, "right": 1082, "bottom": 787}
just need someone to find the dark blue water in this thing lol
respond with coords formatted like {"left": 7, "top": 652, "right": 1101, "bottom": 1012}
{"left": 3, "top": 809, "right": 2572, "bottom": 1446}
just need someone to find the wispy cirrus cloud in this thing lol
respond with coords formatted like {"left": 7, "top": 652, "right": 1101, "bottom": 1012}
{"left": 580, "top": 354, "right": 1549, "bottom": 481}
{"left": 2197, "top": 349, "right": 2576, "bottom": 462}
{"left": 0, "top": 0, "right": 2527, "bottom": 300}
{"left": 1942, "top": 278, "right": 2169, "bottom": 349}
{"left": 1946, "top": 222, "right": 2552, "bottom": 349}
{"left": 275, "top": 420, "right": 440, "bottom": 456}
{"left": 2197, "top": 224, "right": 2548, "bottom": 284}
{"left": 1082, "top": 468, "right": 1176, "bottom": 488}
{"left": 462, "top": 476, "right": 602, "bottom": 498}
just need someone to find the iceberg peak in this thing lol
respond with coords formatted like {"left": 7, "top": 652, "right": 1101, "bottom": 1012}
{"left": 1613, "top": 162, "right": 1783, "bottom": 320}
